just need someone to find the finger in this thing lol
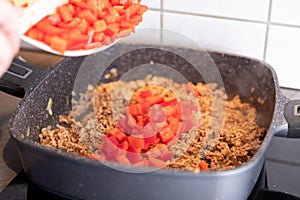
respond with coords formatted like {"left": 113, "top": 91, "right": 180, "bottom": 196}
{"left": 0, "top": 30, "right": 14, "bottom": 78}
{"left": 0, "top": 1, "right": 21, "bottom": 55}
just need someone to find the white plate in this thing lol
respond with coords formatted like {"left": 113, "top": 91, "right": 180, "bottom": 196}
{"left": 21, "top": 35, "right": 121, "bottom": 57}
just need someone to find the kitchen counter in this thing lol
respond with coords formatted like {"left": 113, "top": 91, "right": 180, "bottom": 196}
{"left": 0, "top": 91, "right": 21, "bottom": 192}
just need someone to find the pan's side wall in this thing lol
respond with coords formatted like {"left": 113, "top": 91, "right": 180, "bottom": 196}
{"left": 16, "top": 139, "right": 266, "bottom": 200}
{"left": 210, "top": 52, "right": 276, "bottom": 128}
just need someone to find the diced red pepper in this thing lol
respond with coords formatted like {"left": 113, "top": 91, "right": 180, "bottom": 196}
{"left": 159, "top": 151, "right": 173, "bottom": 162}
{"left": 49, "top": 36, "right": 67, "bottom": 53}
{"left": 94, "top": 20, "right": 107, "bottom": 32}
{"left": 118, "top": 140, "right": 129, "bottom": 151}
{"left": 199, "top": 161, "right": 209, "bottom": 171}
{"left": 115, "top": 154, "right": 131, "bottom": 165}
{"left": 127, "top": 136, "right": 146, "bottom": 152}
{"left": 148, "top": 157, "right": 165, "bottom": 168}
{"left": 115, "top": 132, "right": 127, "bottom": 143}
{"left": 107, "top": 135, "right": 119, "bottom": 146}
{"left": 126, "top": 152, "right": 143, "bottom": 164}
{"left": 139, "top": 90, "right": 152, "bottom": 98}
{"left": 158, "top": 126, "right": 174, "bottom": 144}
{"left": 144, "top": 135, "right": 156, "bottom": 146}
{"left": 129, "top": 103, "right": 143, "bottom": 116}
{"left": 57, "top": 5, "right": 73, "bottom": 22}
{"left": 146, "top": 96, "right": 164, "bottom": 106}
{"left": 149, "top": 105, "right": 166, "bottom": 123}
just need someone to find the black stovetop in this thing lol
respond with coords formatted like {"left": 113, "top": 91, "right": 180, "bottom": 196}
{"left": 1, "top": 127, "right": 300, "bottom": 200}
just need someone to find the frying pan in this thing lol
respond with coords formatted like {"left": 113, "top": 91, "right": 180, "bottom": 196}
{"left": 0, "top": 42, "right": 299, "bottom": 200}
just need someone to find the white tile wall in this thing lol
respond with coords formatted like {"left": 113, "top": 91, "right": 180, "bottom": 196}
{"left": 141, "top": 0, "right": 160, "bottom": 9}
{"left": 271, "top": 0, "right": 300, "bottom": 26}
{"left": 163, "top": 0, "right": 269, "bottom": 21}
{"left": 163, "top": 12, "right": 266, "bottom": 59}
{"left": 137, "top": 10, "right": 161, "bottom": 29}
{"left": 266, "top": 25, "right": 300, "bottom": 88}
{"left": 19, "top": 0, "right": 300, "bottom": 89}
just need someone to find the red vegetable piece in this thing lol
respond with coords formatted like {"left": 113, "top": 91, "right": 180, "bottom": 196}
{"left": 159, "top": 151, "right": 173, "bottom": 162}
{"left": 126, "top": 152, "right": 143, "bottom": 164}
{"left": 148, "top": 157, "right": 165, "bottom": 168}
{"left": 199, "top": 161, "right": 209, "bottom": 171}
{"left": 127, "top": 136, "right": 146, "bottom": 151}
{"left": 116, "top": 154, "right": 131, "bottom": 165}
{"left": 158, "top": 126, "right": 174, "bottom": 144}
{"left": 117, "top": 117, "right": 132, "bottom": 134}
{"left": 107, "top": 135, "right": 119, "bottom": 145}
{"left": 144, "top": 135, "right": 156, "bottom": 146}
{"left": 139, "top": 90, "right": 152, "bottom": 98}
{"left": 146, "top": 96, "right": 164, "bottom": 106}
{"left": 149, "top": 105, "right": 166, "bottom": 123}
{"left": 58, "top": 5, "right": 73, "bottom": 22}
{"left": 93, "top": 20, "right": 107, "bottom": 32}
{"left": 49, "top": 36, "right": 68, "bottom": 53}
{"left": 118, "top": 140, "right": 129, "bottom": 151}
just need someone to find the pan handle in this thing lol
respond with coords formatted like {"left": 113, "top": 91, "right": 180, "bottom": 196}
{"left": 0, "top": 57, "right": 48, "bottom": 98}
{"left": 273, "top": 89, "right": 300, "bottom": 138}
{"left": 284, "top": 99, "right": 300, "bottom": 138}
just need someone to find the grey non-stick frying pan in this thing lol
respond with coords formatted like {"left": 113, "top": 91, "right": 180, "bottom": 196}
{"left": 0, "top": 43, "right": 299, "bottom": 200}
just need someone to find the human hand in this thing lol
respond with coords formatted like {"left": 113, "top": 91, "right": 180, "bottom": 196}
{"left": 0, "top": 1, "right": 20, "bottom": 77}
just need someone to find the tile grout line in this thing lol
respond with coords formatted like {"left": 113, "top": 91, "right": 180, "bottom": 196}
{"left": 160, "top": 0, "right": 163, "bottom": 44}
{"left": 149, "top": 8, "right": 300, "bottom": 29}
{"left": 263, "top": 0, "right": 273, "bottom": 61}
{"left": 162, "top": 9, "right": 267, "bottom": 24}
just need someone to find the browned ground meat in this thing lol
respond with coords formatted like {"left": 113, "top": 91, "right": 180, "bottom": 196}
{"left": 39, "top": 76, "right": 266, "bottom": 172}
